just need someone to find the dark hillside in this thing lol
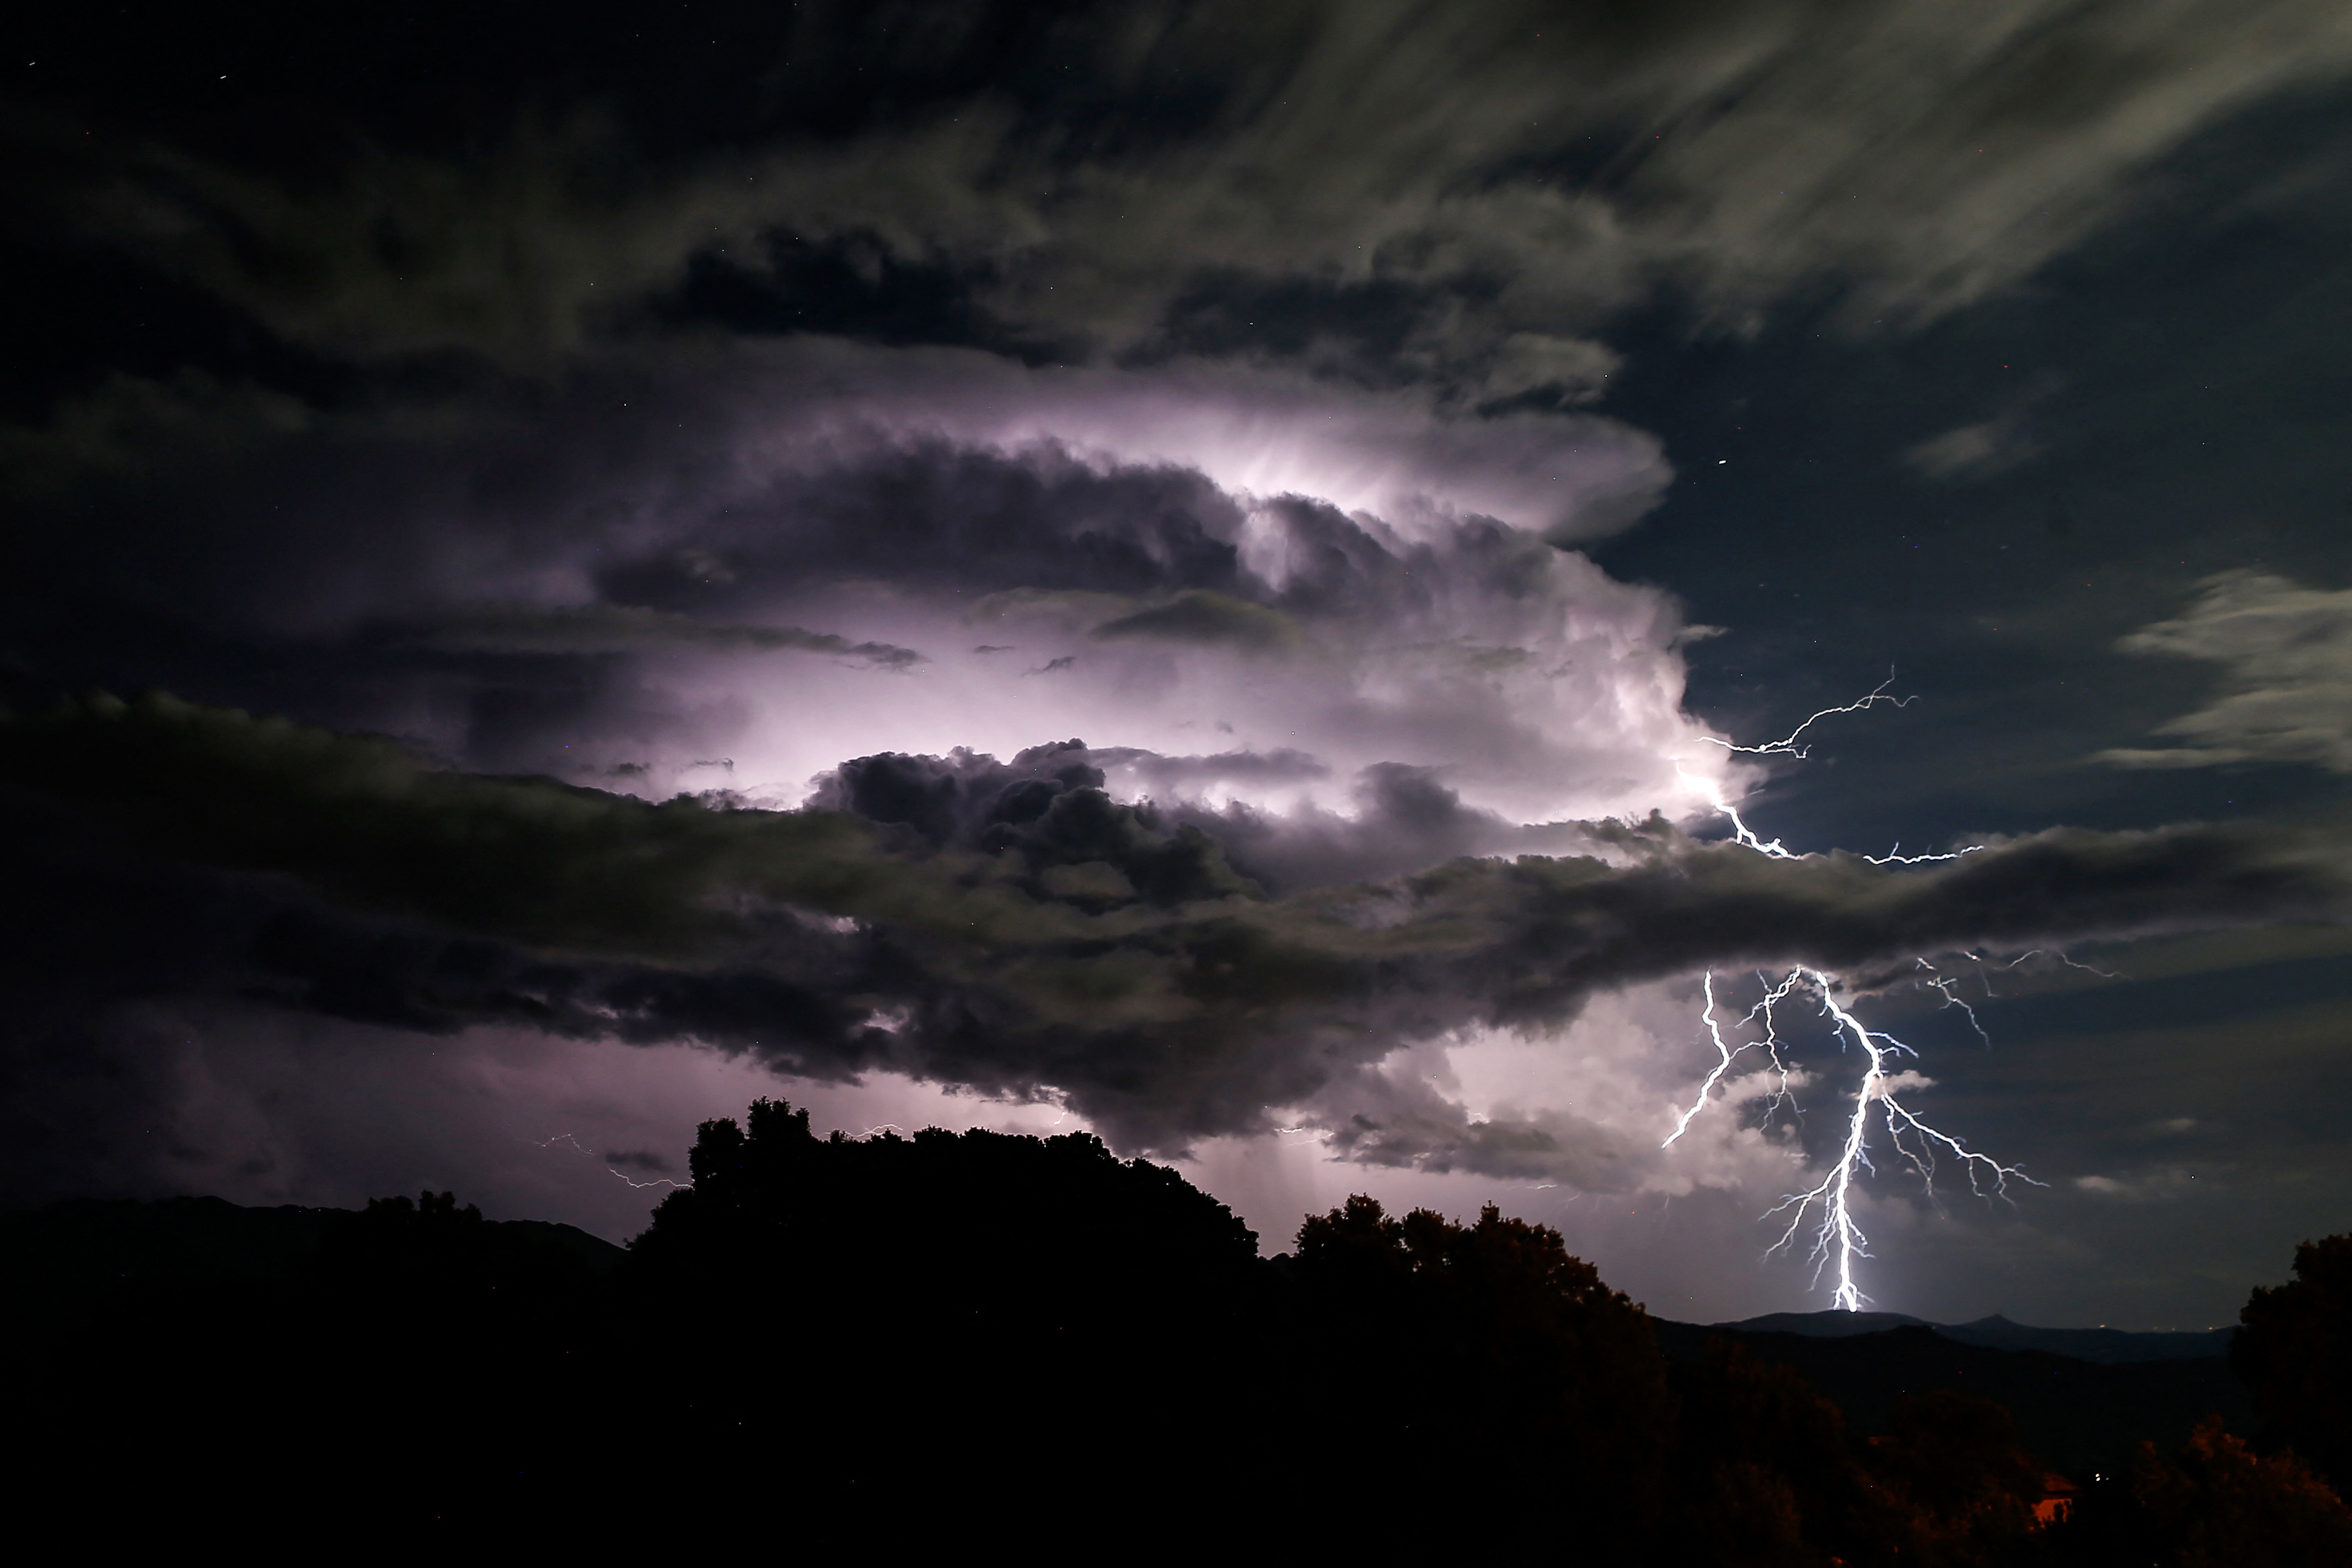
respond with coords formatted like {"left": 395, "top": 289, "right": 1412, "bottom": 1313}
{"left": 1653, "top": 1319, "right": 2251, "bottom": 1477}
{"left": 613, "top": 1101, "right": 1283, "bottom": 1545}
{"left": 1722, "top": 1309, "right": 2236, "bottom": 1364}
{"left": 10, "top": 1187, "right": 632, "bottom": 1542}
{"left": 1, "top": 1192, "right": 622, "bottom": 1315}
{"left": 617, "top": 1101, "right": 1678, "bottom": 1555}
{"left": 11, "top": 1103, "right": 2347, "bottom": 1564}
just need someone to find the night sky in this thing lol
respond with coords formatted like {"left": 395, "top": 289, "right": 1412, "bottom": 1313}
{"left": 9, "top": 1, "right": 2352, "bottom": 1329}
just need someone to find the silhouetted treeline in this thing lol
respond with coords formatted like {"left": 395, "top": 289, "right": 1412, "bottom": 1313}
{"left": 11, "top": 1101, "right": 2352, "bottom": 1562}
{"left": 2233, "top": 1232, "right": 2352, "bottom": 1492}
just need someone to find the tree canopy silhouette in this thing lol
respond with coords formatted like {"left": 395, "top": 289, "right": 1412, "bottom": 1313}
{"left": 2233, "top": 1230, "right": 2352, "bottom": 1491}
{"left": 17, "top": 1105, "right": 2346, "bottom": 1564}
{"left": 617, "top": 1099, "right": 1279, "bottom": 1540}
{"left": 1283, "top": 1193, "right": 1674, "bottom": 1550}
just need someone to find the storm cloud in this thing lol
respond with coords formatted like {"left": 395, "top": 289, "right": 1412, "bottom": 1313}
{"left": 11, "top": 0, "right": 2352, "bottom": 1323}
{"left": 23, "top": 0, "right": 2351, "bottom": 394}
{"left": 7, "top": 692, "right": 2344, "bottom": 1170}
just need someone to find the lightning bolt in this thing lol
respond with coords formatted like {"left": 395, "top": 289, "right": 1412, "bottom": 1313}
{"left": 1668, "top": 678, "right": 2044, "bottom": 1309}
{"left": 1917, "top": 959, "right": 1991, "bottom": 1046}
{"left": 534, "top": 1132, "right": 690, "bottom": 1191}
{"left": 1686, "top": 672, "right": 1979, "bottom": 867}
{"left": 1749, "top": 970, "right": 2041, "bottom": 1310}
{"left": 2008, "top": 948, "right": 2123, "bottom": 980}
{"left": 1696, "top": 669, "right": 1914, "bottom": 760}
{"left": 607, "top": 1170, "right": 689, "bottom": 1191}
{"left": 1663, "top": 971, "right": 1806, "bottom": 1145}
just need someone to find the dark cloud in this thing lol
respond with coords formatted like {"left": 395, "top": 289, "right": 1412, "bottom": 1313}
{"left": 1091, "top": 591, "right": 1304, "bottom": 654}
{"left": 1161, "top": 764, "right": 1604, "bottom": 896}
{"left": 404, "top": 603, "right": 926, "bottom": 669}
{"left": 21, "top": 1, "right": 2348, "bottom": 406}
{"left": 615, "top": 430, "right": 1255, "bottom": 611}
{"left": 1319, "top": 1075, "right": 1649, "bottom": 1190}
{"left": 7, "top": 692, "right": 2345, "bottom": 1170}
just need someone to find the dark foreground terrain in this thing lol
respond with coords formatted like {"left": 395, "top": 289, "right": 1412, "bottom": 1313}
{"left": 1651, "top": 1318, "right": 2252, "bottom": 1479}
{"left": 12, "top": 1100, "right": 2350, "bottom": 1564}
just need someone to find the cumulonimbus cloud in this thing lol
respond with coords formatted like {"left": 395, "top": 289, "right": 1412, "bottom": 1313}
{"left": 733, "top": 347, "right": 1675, "bottom": 545}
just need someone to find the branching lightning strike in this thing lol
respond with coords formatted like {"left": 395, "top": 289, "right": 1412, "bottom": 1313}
{"left": 1696, "top": 670, "right": 1914, "bottom": 760}
{"left": 1671, "top": 969, "right": 2042, "bottom": 1310}
{"left": 1669, "top": 678, "right": 2045, "bottom": 1309}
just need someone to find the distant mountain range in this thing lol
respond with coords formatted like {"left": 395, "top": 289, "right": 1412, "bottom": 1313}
{"left": 1712, "top": 1310, "right": 2236, "bottom": 1365}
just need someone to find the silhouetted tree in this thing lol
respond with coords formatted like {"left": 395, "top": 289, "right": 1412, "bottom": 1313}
{"left": 1286, "top": 1195, "right": 1674, "bottom": 1553}
{"left": 1868, "top": 1388, "right": 2044, "bottom": 1563}
{"left": 2056, "top": 1416, "right": 2352, "bottom": 1568}
{"left": 622, "top": 1099, "right": 1276, "bottom": 1543}
{"left": 1671, "top": 1339, "right": 1923, "bottom": 1567}
{"left": 2233, "top": 1231, "right": 2352, "bottom": 1490}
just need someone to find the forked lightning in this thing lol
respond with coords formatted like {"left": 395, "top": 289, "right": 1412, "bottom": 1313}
{"left": 1669, "top": 679, "right": 2042, "bottom": 1309}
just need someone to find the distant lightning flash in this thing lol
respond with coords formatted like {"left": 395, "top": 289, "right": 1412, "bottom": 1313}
{"left": 1668, "top": 677, "right": 2044, "bottom": 1309}
{"left": 607, "top": 1169, "right": 689, "bottom": 1191}
{"left": 535, "top": 1132, "right": 689, "bottom": 1191}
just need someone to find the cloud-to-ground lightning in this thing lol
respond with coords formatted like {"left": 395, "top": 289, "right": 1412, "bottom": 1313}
{"left": 1766, "top": 971, "right": 2039, "bottom": 1310}
{"left": 1669, "top": 680, "right": 2043, "bottom": 1309}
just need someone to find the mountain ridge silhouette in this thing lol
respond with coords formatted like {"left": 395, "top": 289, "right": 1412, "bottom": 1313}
{"left": 1712, "top": 1308, "right": 2236, "bottom": 1364}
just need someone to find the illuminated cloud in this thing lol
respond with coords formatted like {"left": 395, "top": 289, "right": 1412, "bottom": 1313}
{"left": 713, "top": 344, "right": 1673, "bottom": 544}
{"left": 168, "top": 342, "right": 1705, "bottom": 826}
